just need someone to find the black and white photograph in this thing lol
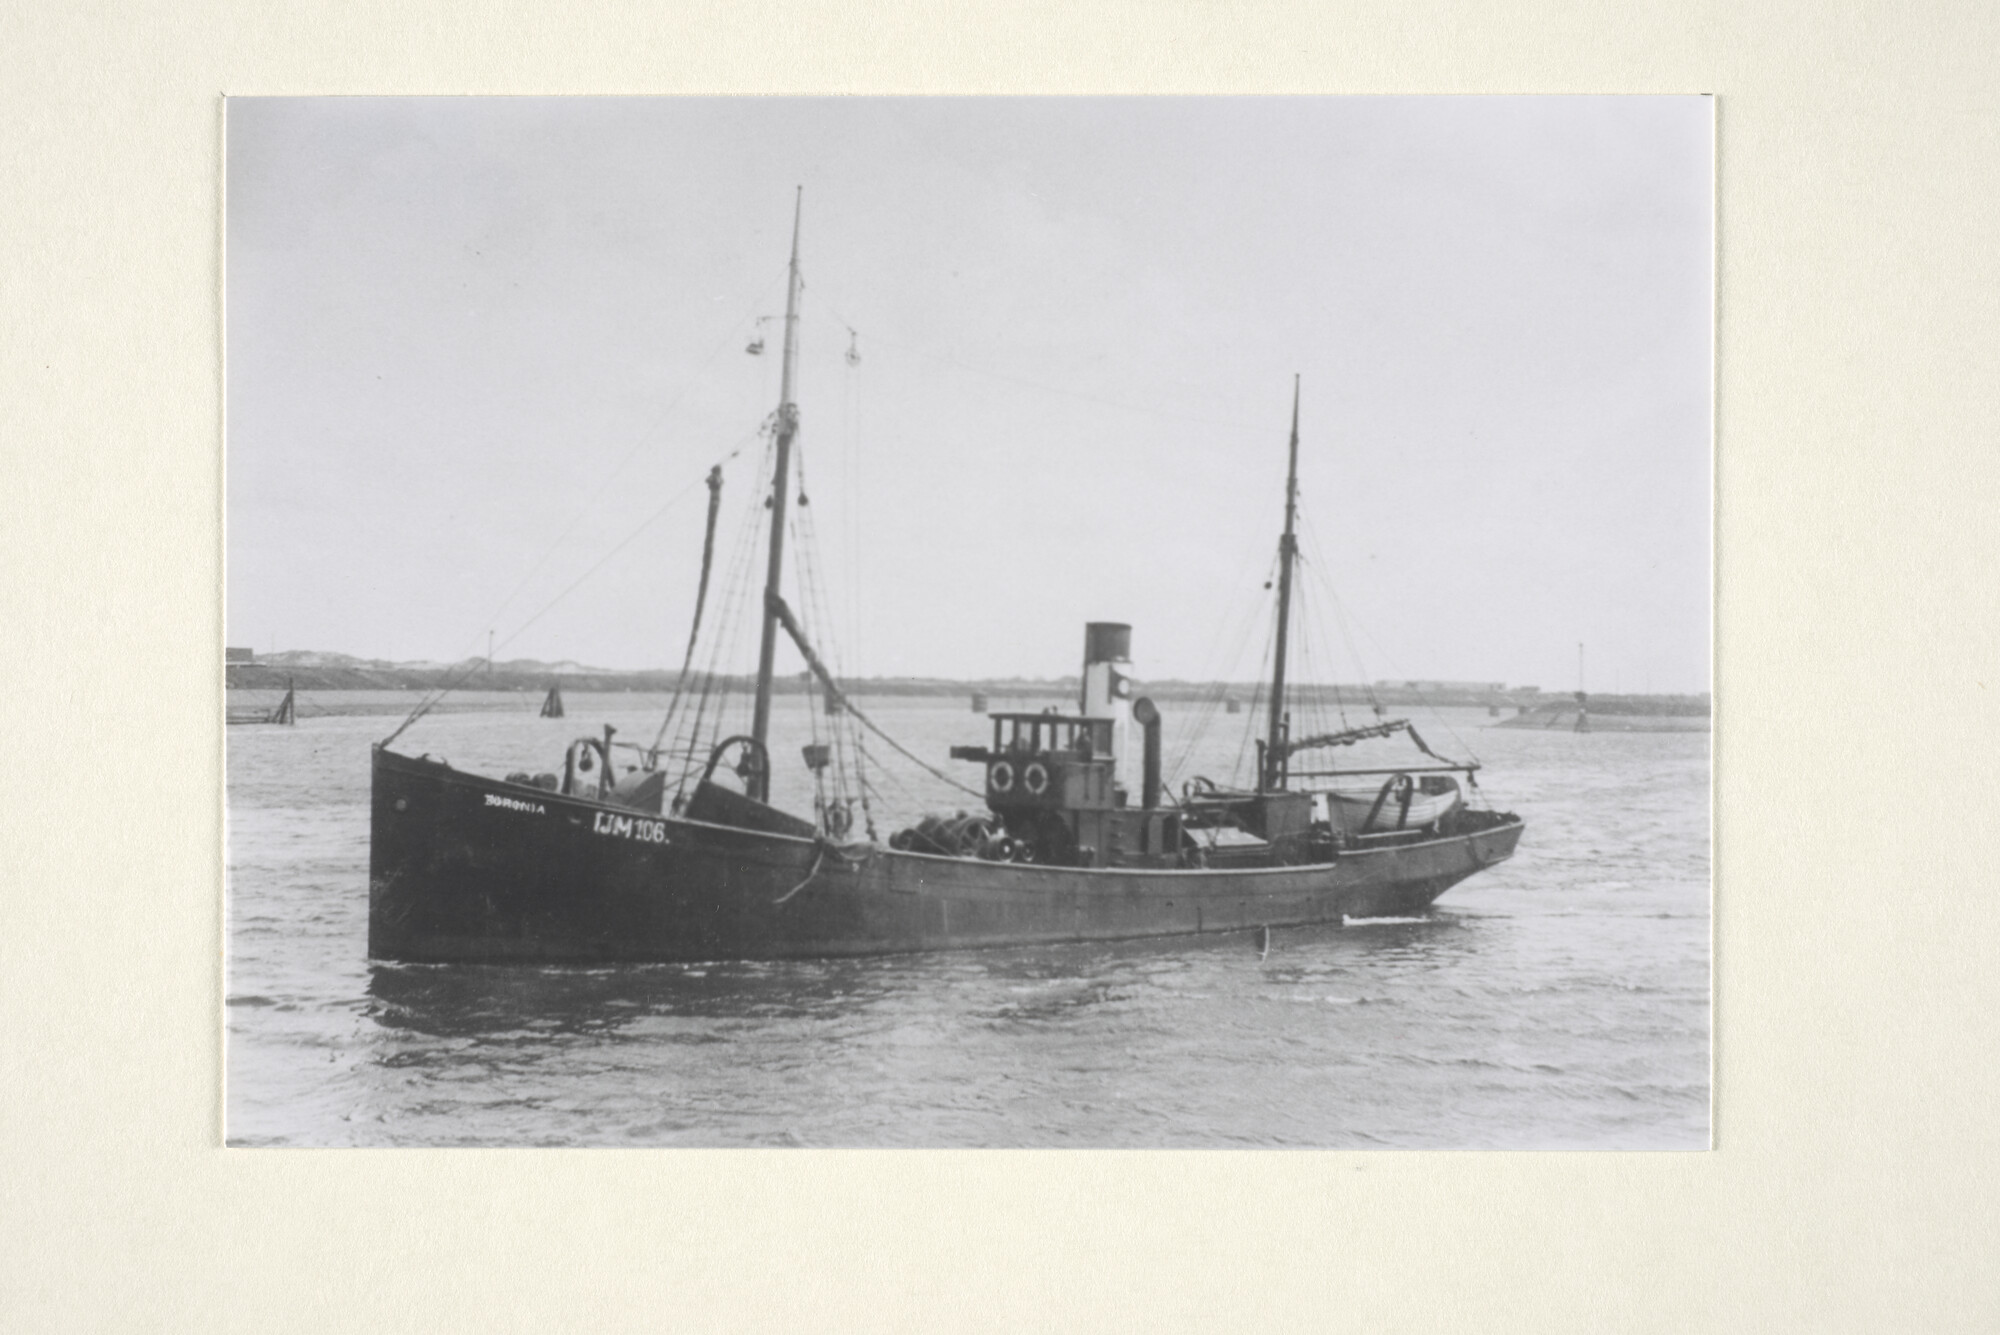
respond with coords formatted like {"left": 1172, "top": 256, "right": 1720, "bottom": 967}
{"left": 224, "top": 95, "right": 1712, "bottom": 1148}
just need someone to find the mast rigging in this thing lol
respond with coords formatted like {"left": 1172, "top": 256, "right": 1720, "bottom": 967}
{"left": 748, "top": 187, "right": 804, "bottom": 801}
{"left": 1263, "top": 375, "right": 1302, "bottom": 791}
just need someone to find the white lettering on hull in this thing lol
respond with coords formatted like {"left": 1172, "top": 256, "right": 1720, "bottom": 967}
{"left": 484, "top": 793, "right": 547, "bottom": 815}
{"left": 593, "top": 811, "right": 669, "bottom": 844}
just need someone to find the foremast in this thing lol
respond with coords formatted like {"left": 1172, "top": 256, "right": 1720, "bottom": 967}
{"left": 1262, "top": 375, "right": 1302, "bottom": 792}
{"left": 748, "top": 188, "right": 804, "bottom": 801}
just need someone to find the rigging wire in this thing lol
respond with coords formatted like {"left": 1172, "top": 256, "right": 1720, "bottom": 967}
{"left": 1296, "top": 508, "right": 1485, "bottom": 770}
{"left": 640, "top": 277, "right": 984, "bottom": 822}
{"left": 645, "top": 462, "right": 726, "bottom": 763}
{"left": 661, "top": 425, "right": 782, "bottom": 752}
{"left": 833, "top": 690, "right": 986, "bottom": 801}
{"left": 840, "top": 321, "right": 863, "bottom": 675}
{"left": 467, "top": 266, "right": 790, "bottom": 646}
{"left": 1291, "top": 549, "right": 1351, "bottom": 738}
{"left": 854, "top": 737, "right": 929, "bottom": 812}
{"left": 667, "top": 432, "right": 773, "bottom": 794}
{"left": 381, "top": 446, "right": 750, "bottom": 749}
{"left": 837, "top": 334, "right": 875, "bottom": 838}
{"left": 378, "top": 263, "right": 788, "bottom": 750}
{"left": 790, "top": 442, "right": 858, "bottom": 821}
{"left": 1163, "top": 547, "right": 1279, "bottom": 787}
{"left": 773, "top": 410, "right": 984, "bottom": 808}
{"left": 1298, "top": 511, "right": 1386, "bottom": 718}
{"left": 1231, "top": 603, "right": 1278, "bottom": 788}
{"left": 1298, "top": 565, "right": 1351, "bottom": 730}
{"left": 1291, "top": 578, "right": 1322, "bottom": 742}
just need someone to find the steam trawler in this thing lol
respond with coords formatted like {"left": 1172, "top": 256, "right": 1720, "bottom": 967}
{"left": 367, "top": 196, "right": 1524, "bottom": 963}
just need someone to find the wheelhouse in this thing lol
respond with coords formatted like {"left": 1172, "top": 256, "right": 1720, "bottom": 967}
{"left": 987, "top": 712, "right": 1113, "bottom": 758}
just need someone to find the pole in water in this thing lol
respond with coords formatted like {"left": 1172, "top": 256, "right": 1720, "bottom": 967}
{"left": 1257, "top": 924, "right": 1271, "bottom": 959}
{"left": 1575, "top": 641, "right": 1590, "bottom": 732}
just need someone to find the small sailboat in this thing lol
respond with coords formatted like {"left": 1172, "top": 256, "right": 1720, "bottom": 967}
{"left": 367, "top": 195, "right": 1524, "bottom": 963}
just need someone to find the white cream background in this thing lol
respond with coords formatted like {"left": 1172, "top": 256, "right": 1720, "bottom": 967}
{"left": 4, "top": 2, "right": 1997, "bottom": 1330}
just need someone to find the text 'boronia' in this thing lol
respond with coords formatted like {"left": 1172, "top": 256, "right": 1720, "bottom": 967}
{"left": 485, "top": 793, "right": 546, "bottom": 815}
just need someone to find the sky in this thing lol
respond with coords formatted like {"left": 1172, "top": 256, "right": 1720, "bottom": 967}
{"left": 226, "top": 97, "right": 1711, "bottom": 693}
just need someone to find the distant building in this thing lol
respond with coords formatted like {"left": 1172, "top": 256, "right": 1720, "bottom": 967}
{"left": 226, "top": 647, "right": 255, "bottom": 664}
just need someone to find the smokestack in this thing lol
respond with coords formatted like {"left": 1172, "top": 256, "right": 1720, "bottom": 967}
{"left": 1081, "top": 623, "right": 1135, "bottom": 798}
{"left": 1132, "top": 696, "right": 1162, "bottom": 810}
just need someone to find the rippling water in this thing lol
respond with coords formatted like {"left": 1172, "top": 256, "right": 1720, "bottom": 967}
{"left": 225, "top": 695, "right": 1708, "bottom": 1148}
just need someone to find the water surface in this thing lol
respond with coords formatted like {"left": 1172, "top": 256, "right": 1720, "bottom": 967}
{"left": 226, "top": 696, "right": 1709, "bottom": 1148}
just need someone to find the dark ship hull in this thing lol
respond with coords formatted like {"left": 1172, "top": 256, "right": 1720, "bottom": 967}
{"left": 369, "top": 747, "right": 1525, "bottom": 964}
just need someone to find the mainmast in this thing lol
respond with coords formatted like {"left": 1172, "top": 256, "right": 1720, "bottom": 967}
{"left": 1263, "top": 376, "right": 1302, "bottom": 791}
{"left": 748, "top": 188, "right": 804, "bottom": 801}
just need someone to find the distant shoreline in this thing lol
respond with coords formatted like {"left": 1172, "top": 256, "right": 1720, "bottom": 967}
{"left": 1492, "top": 709, "right": 1709, "bottom": 732}
{"left": 225, "top": 668, "right": 1709, "bottom": 722}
